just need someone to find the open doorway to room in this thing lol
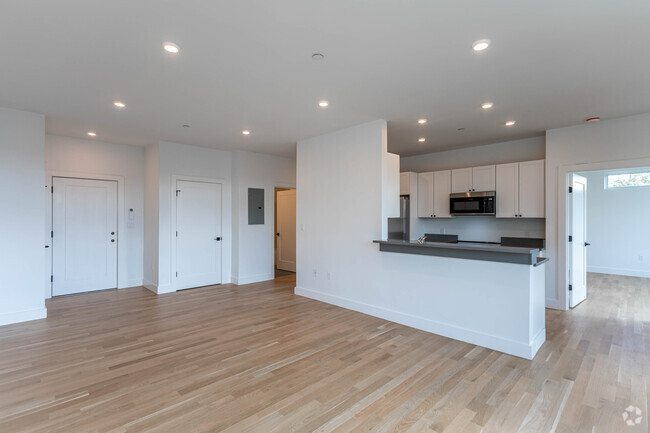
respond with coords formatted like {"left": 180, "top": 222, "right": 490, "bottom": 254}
{"left": 566, "top": 167, "right": 650, "bottom": 308}
{"left": 274, "top": 188, "right": 296, "bottom": 278}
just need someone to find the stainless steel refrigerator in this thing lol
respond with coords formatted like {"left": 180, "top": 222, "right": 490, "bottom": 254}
{"left": 387, "top": 195, "right": 410, "bottom": 241}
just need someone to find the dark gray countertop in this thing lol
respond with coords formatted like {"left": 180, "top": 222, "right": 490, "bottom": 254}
{"left": 373, "top": 239, "right": 547, "bottom": 266}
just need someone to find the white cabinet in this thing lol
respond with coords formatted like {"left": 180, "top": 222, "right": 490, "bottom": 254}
{"left": 472, "top": 165, "right": 496, "bottom": 192}
{"left": 518, "top": 160, "right": 545, "bottom": 218}
{"left": 496, "top": 163, "right": 519, "bottom": 218}
{"left": 418, "top": 171, "right": 451, "bottom": 218}
{"left": 400, "top": 172, "right": 410, "bottom": 195}
{"left": 496, "top": 160, "right": 545, "bottom": 218}
{"left": 417, "top": 172, "right": 434, "bottom": 218}
{"left": 451, "top": 166, "right": 495, "bottom": 193}
{"left": 432, "top": 170, "right": 452, "bottom": 218}
{"left": 451, "top": 168, "right": 472, "bottom": 193}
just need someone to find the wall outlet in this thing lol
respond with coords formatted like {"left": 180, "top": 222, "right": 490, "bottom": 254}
{"left": 313, "top": 269, "right": 318, "bottom": 278}
{"left": 639, "top": 255, "right": 643, "bottom": 262}
{"left": 327, "top": 271, "right": 332, "bottom": 281}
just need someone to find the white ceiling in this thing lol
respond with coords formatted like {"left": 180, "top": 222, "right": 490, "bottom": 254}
{"left": 1, "top": 1, "right": 649, "bottom": 158}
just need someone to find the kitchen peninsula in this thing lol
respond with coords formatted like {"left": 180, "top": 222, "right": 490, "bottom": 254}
{"left": 372, "top": 237, "right": 548, "bottom": 359}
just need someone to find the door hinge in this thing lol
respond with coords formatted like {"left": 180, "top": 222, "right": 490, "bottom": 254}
{"left": 568, "top": 235, "right": 572, "bottom": 242}
{"left": 51, "top": 186, "right": 53, "bottom": 193}
{"left": 568, "top": 186, "right": 573, "bottom": 193}
{"left": 51, "top": 230, "right": 53, "bottom": 238}
{"left": 568, "top": 284, "right": 573, "bottom": 291}
{"left": 51, "top": 275, "right": 53, "bottom": 282}
{"left": 176, "top": 189, "right": 181, "bottom": 196}
{"left": 176, "top": 272, "right": 178, "bottom": 277}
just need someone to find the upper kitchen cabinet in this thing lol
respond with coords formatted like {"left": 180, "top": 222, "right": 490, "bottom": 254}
{"left": 451, "top": 165, "right": 495, "bottom": 193}
{"left": 432, "top": 170, "right": 452, "bottom": 218}
{"left": 518, "top": 160, "right": 545, "bottom": 218}
{"left": 417, "top": 172, "right": 434, "bottom": 218}
{"left": 496, "top": 160, "right": 545, "bottom": 218}
{"left": 400, "top": 172, "right": 410, "bottom": 195}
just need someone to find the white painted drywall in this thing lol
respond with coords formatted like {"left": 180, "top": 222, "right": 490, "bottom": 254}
{"left": 144, "top": 143, "right": 160, "bottom": 289}
{"left": 579, "top": 170, "right": 650, "bottom": 278}
{"left": 296, "top": 120, "right": 545, "bottom": 358}
{"left": 400, "top": 136, "right": 546, "bottom": 243}
{"left": 0, "top": 107, "right": 47, "bottom": 326}
{"left": 546, "top": 112, "right": 650, "bottom": 309}
{"left": 231, "top": 150, "right": 296, "bottom": 284}
{"left": 400, "top": 136, "right": 545, "bottom": 173}
{"left": 45, "top": 135, "right": 145, "bottom": 294}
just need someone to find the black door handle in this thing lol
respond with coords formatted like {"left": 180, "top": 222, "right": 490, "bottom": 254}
{"left": 276, "top": 232, "right": 280, "bottom": 237}
{"left": 585, "top": 242, "right": 591, "bottom": 246}
{"left": 214, "top": 237, "right": 222, "bottom": 241}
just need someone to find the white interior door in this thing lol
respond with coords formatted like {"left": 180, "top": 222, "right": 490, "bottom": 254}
{"left": 569, "top": 174, "right": 588, "bottom": 308}
{"left": 52, "top": 177, "right": 118, "bottom": 296}
{"left": 176, "top": 180, "right": 222, "bottom": 289}
{"left": 276, "top": 189, "right": 296, "bottom": 272}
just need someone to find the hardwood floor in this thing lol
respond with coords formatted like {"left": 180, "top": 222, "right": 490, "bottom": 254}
{"left": 0, "top": 273, "right": 648, "bottom": 432}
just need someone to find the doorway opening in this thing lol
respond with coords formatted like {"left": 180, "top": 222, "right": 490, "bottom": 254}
{"left": 566, "top": 167, "right": 650, "bottom": 308}
{"left": 274, "top": 188, "right": 296, "bottom": 278}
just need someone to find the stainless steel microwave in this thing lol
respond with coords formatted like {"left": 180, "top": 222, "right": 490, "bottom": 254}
{"left": 450, "top": 191, "right": 496, "bottom": 216}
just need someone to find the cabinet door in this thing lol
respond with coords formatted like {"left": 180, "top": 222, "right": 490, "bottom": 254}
{"left": 496, "top": 163, "right": 519, "bottom": 218}
{"left": 417, "top": 172, "right": 434, "bottom": 218}
{"left": 432, "top": 170, "right": 451, "bottom": 217}
{"left": 519, "top": 160, "right": 545, "bottom": 218}
{"left": 400, "top": 172, "right": 410, "bottom": 195}
{"left": 451, "top": 168, "right": 472, "bottom": 193}
{"left": 472, "top": 165, "right": 496, "bottom": 192}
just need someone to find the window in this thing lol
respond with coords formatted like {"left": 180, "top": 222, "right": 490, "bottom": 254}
{"left": 606, "top": 172, "right": 650, "bottom": 189}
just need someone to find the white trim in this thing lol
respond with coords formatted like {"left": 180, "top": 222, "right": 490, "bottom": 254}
{"left": 171, "top": 175, "right": 227, "bottom": 292}
{"left": 587, "top": 267, "right": 650, "bottom": 279}
{"left": 119, "top": 279, "right": 144, "bottom": 289}
{"left": 0, "top": 307, "right": 47, "bottom": 327}
{"left": 556, "top": 156, "right": 650, "bottom": 311}
{"left": 271, "top": 183, "right": 296, "bottom": 275}
{"left": 46, "top": 171, "right": 126, "bottom": 299}
{"left": 295, "top": 286, "right": 543, "bottom": 360}
{"left": 232, "top": 273, "right": 274, "bottom": 285}
{"left": 143, "top": 279, "right": 174, "bottom": 294}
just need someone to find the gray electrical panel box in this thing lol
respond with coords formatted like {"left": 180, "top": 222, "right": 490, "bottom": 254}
{"left": 248, "top": 188, "right": 264, "bottom": 225}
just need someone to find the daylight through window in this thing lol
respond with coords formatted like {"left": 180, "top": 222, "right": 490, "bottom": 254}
{"left": 606, "top": 172, "right": 650, "bottom": 188}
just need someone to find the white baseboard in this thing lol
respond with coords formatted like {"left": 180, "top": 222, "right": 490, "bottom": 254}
{"left": 143, "top": 280, "right": 175, "bottom": 295}
{"left": 545, "top": 298, "right": 566, "bottom": 310}
{"left": 587, "top": 266, "right": 650, "bottom": 279}
{"left": 232, "top": 273, "right": 274, "bottom": 285}
{"left": 0, "top": 307, "right": 47, "bottom": 327}
{"left": 119, "top": 279, "right": 144, "bottom": 289}
{"left": 295, "top": 286, "right": 542, "bottom": 360}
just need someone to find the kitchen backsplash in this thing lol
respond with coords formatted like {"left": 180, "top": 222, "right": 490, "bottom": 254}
{"left": 416, "top": 217, "right": 545, "bottom": 243}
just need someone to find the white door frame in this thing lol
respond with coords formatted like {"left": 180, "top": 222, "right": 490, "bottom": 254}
{"left": 556, "top": 156, "right": 650, "bottom": 310}
{"left": 46, "top": 171, "right": 125, "bottom": 299}
{"left": 272, "top": 184, "right": 296, "bottom": 273}
{"left": 171, "top": 175, "right": 226, "bottom": 292}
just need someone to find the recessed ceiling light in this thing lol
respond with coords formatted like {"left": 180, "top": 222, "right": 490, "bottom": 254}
{"left": 417, "top": 119, "right": 427, "bottom": 124}
{"left": 585, "top": 117, "right": 601, "bottom": 123}
{"left": 418, "top": 138, "right": 426, "bottom": 142}
{"left": 472, "top": 39, "right": 490, "bottom": 52}
{"left": 242, "top": 130, "right": 250, "bottom": 135}
{"left": 312, "top": 53, "right": 324, "bottom": 60}
{"left": 318, "top": 100, "right": 329, "bottom": 108}
{"left": 163, "top": 42, "right": 180, "bottom": 54}
{"left": 481, "top": 102, "right": 494, "bottom": 109}
{"left": 113, "top": 101, "right": 126, "bottom": 108}
{"left": 505, "top": 120, "right": 516, "bottom": 126}
{"left": 87, "top": 132, "right": 97, "bottom": 137}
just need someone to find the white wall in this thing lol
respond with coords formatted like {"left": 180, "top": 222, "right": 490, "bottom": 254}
{"left": 579, "top": 170, "right": 650, "bottom": 278}
{"left": 400, "top": 136, "right": 545, "bottom": 173}
{"left": 231, "top": 150, "right": 296, "bottom": 285}
{"left": 45, "top": 135, "right": 145, "bottom": 294}
{"left": 0, "top": 108, "right": 47, "bottom": 326}
{"left": 144, "top": 143, "right": 159, "bottom": 288}
{"left": 400, "top": 136, "right": 546, "bottom": 242}
{"left": 296, "top": 120, "right": 543, "bottom": 358}
{"left": 546, "top": 112, "right": 650, "bottom": 309}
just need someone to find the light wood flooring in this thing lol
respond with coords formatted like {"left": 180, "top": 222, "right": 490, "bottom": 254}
{"left": 0, "top": 273, "right": 648, "bottom": 432}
